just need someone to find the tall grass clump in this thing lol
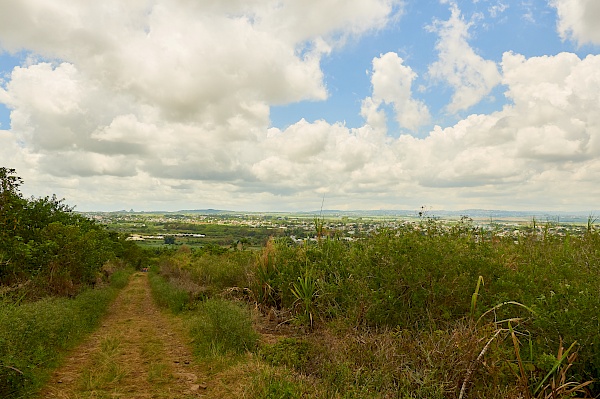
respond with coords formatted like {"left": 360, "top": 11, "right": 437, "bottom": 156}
{"left": 188, "top": 298, "right": 258, "bottom": 358}
{"left": 0, "top": 279, "right": 129, "bottom": 398}
{"left": 148, "top": 267, "right": 191, "bottom": 313}
{"left": 246, "top": 368, "right": 305, "bottom": 399}
{"left": 108, "top": 266, "right": 134, "bottom": 289}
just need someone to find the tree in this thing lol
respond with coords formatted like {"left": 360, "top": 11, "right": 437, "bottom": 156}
{"left": 0, "top": 168, "right": 27, "bottom": 281}
{"left": 164, "top": 235, "right": 176, "bottom": 245}
{"left": 0, "top": 168, "right": 124, "bottom": 295}
{"left": 0, "top": 167, "right": 23, "bottom": 197}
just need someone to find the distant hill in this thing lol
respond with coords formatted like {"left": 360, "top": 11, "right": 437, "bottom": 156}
{"left": 176, "top": 209, "right": 233, "bottom": 214}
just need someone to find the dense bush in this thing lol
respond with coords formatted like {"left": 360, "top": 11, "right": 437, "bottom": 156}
{"left": 247, "top": 224, "right": 600, "bottom": 396}
{"left": 0, "top": 167, "right": 142, "bottom": 297}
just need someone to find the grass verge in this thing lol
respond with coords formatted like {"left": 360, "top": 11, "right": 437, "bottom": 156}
{"left": 0, "top": 267, "right": 133, "bottom": 398}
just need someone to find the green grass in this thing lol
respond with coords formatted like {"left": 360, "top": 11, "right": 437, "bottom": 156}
{"left": 247, "top": 369, "right": 304, "bottom": 399}
{"left": 147, "top": 267, "right": 191, "bottom": 313}
{"left": 0, "top": 269, "right": 133, "bottom": 399}
{"left": 188, "top": 298, "right": 258, "bottom": 358}
{"left": 78, "top": 336, "right": 127, "bottom": 391}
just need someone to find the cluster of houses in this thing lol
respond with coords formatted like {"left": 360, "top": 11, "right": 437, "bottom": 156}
{"left": 125, "top": 233, "right": 206, "bottom": 241}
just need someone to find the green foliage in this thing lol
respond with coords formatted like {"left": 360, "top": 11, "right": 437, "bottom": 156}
{"left": 108, "top": 267, "right": 134, "bottom": 289}
{"left": 244, "top": 224, "right": 600, "bottom": 396}
{"left": 470, "top": 275, "right": 484, "bottom": 318}
{"left": 188, "top": 298, "right": 258, "bottom": 357}
{"left": 0, "top": 167, "right": 136, "bottom": 297}
{"left": 290, "top": 270, "right": 319, "bottom": 327}
{"left": 187, "top": 252, "right": 249, "bottom": 292}
{"left": 251, "top": 238, "right": 283, "bottom": 308}
{"left": 149, "top": 246, "right": 251, "bottom": 302}
{"left": 0, "top": 285, "right": 121, "bottom": 398}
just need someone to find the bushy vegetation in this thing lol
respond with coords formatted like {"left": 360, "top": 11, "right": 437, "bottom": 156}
{"left": 149, "top": 217, "right": 600, "bottom": 398}
{"left": 0, "top": 167, "right": 142, "bottom": 298}
{"left": 148, "top": 266, "right": 191, "bottom": 313}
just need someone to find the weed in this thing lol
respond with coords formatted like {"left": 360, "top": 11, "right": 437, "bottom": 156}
{"left": 147, "top": 363, "right": 172, "bottom": 384}
{"left": 79, "top": 337, "right": 127, "bottom": 391}
{"left": 247, "top": 369, "right": 302, "bottom": 399}
{"left": 290, "top": 270, "right": 319, "bottom": 327}
{"left": 188, "top": 298, "right": 258, "bottom": 358}
{"left": 148, "top": 269, "right": 190, "bottom": 313}
{"left": 152, "top": 220, "right": 600, "bottom": 397}
{"left": 532, "top": 340, "right": 594, "bottom": 398}
{"left": 260, "top": 338, "right": 311, "bottom": 371}
{"left": 108, "top": 267, "right": 134, "bottom": 289}
{"left": 252, "top": 238, "right": 281, "bottom": 308}
{"left": 470, "top": 275, "right": 484, "bottom": 318}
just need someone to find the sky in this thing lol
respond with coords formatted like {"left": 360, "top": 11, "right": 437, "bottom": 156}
{"left": 1, "top": 0, "right": 600, "bottom": 212}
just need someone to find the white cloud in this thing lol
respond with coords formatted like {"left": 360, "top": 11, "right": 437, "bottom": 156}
{"left": 552, "top": 0, "right": 600, "bottom": 45}
{"left": 1, "top": 1, "right": 600, "bottom": 211}
{"left": 0, "top": 0, "right": 400, "bottom": 174}
{"left": 251, "top": 51, "right": 600, "bottom": 209}
{"left": 4, "top": 50, "right": 600, "bottom": 211}
{"left": 427, "top": 4, "right": 502, "bottom": 112}
{"left": 360, "top": 96, "right": 388, "bottom": 132}
{"left": 0, "top": 0, "right": 403, "bottom": 120}
{"left": 489, "top": 2, "right": 509, "bottom": 18}
{"left": 362, "top": 52, "right": 430, "bottom": 131}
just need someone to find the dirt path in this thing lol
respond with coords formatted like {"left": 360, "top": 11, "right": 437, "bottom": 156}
{"left": 38, "top": 272, "right": 209, "bottom": 399}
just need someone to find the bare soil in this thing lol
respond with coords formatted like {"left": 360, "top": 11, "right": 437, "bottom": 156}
{"left": 37, "top": 272, "right": 210, "bottom": 399}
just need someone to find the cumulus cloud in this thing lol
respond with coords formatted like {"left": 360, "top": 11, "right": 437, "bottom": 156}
{"left": 427, "top": 3, "right": 502, "bottom": 112}
{"left": 0, "top": 0, "right": 400, "bottom": 182}
{"left": 362, "top": 52, "right": 430, "bottom": 131}
{"left": 552, "top": 0, "right": 600, "bottom": 45}
{"left": 1, "top": 1, "right": 600, "bottom": 211}
{"left": 244, "top": 51, "right": 600, "bottom": 210}
{"left": 0, "top": 0, "right": 403, "bottom": 118}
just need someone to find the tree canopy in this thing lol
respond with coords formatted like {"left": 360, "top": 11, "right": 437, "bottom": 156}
{"left": 0, "top": 167, "right": 135, "bottom": 297}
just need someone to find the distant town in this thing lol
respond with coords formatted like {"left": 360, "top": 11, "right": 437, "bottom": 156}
{"left": 80, "top": 209, "right": 598, "bottom": 248}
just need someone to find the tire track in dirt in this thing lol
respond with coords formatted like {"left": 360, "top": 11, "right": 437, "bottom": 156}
{"left": 37, "top": 272, "right": 209, "bottom": 399}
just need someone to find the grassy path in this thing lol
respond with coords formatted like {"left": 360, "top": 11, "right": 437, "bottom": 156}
{"left": 37, "top": 272, "right": 208, "bottom": 399}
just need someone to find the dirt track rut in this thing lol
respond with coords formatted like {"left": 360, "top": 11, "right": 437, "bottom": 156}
{"left": 38, "top": 272, "right": 208, "bottom": 399}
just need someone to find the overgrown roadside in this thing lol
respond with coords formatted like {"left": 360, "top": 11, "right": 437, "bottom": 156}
{"left": 37, "top": 272, "right": 209, "bottom": 399}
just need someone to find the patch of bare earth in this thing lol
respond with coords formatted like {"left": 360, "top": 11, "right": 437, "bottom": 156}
{"left": 37, "top": 273, "right": 209, "bottom": 399}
